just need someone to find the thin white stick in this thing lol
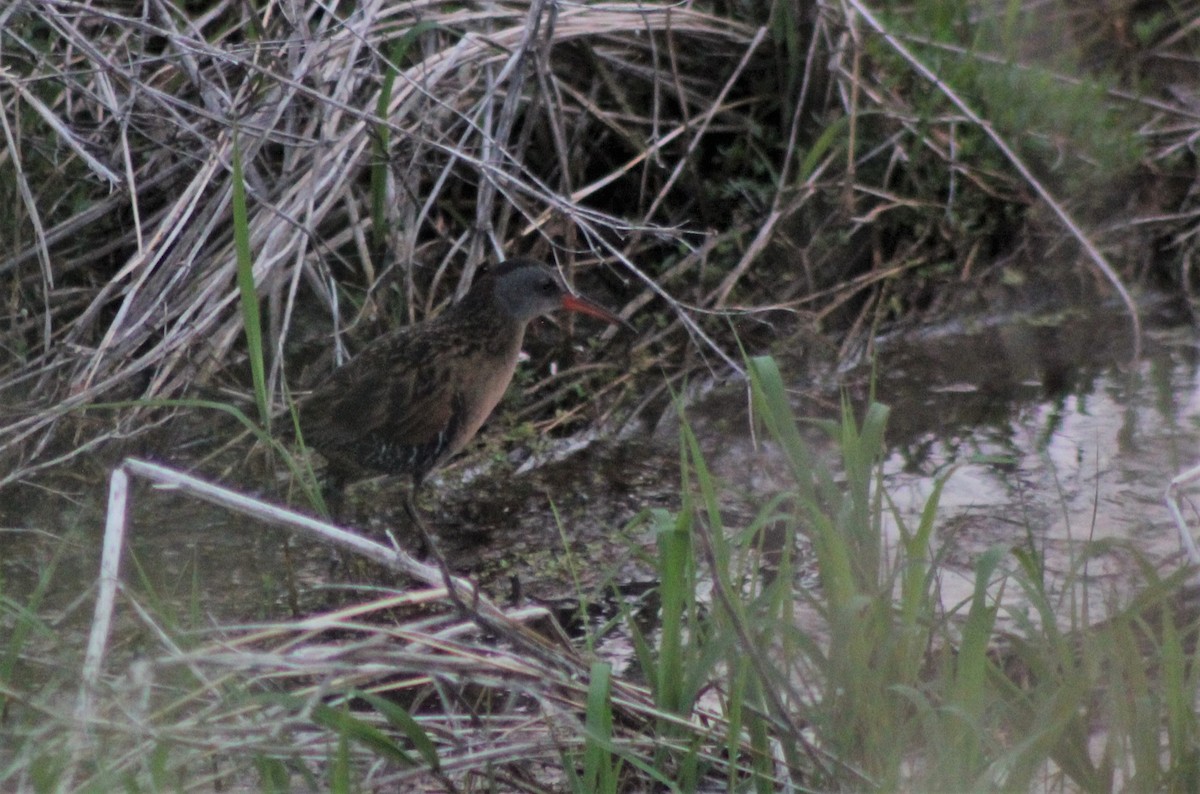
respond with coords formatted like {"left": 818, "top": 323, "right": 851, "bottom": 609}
{"left": 70, "top": 465, "right": 130, "bottom": 780}
{"left": 117, "top": 458, "right": 512, "bottom": 620}
{"left": 1167, "top": 464, "right": 1200, "bottom": 569}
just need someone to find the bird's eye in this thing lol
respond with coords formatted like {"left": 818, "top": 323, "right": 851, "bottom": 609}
{"left": 540, "top": 279, "right": 556, "bottom": 293}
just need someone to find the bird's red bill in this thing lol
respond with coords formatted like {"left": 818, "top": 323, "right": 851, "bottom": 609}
{"left": 561, "top": 294, "right": 623, "bottom": 325}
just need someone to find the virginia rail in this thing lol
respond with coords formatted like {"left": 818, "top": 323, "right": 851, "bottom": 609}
{"left": 300, "top": 258, "right": 624, "bottom": 531}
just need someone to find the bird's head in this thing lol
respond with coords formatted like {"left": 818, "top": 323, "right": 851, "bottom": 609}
{"left": 488, "top": 259, "right": 624, "bottom": 326}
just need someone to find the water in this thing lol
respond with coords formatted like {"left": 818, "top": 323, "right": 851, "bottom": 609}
{"left": 3, "top": 300, "right": 1199, "bottom": 640}
{"left": 871, "top": 307, "right": 1200, "bottom": 614}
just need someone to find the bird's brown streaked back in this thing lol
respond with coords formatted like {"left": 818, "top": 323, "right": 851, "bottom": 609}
{"left": 300, "top": 259, "right": 623, "bottom": 488}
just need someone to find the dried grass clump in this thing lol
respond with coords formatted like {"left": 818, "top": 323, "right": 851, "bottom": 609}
{"left": 0, "top": 0, "right": 773, "bottom": 483}
{"left": 44, "top": 459, "right": 821, "bottom": 791}
{"left": 62, "top": 594, "right": 783, "bottom": 790}
{"left": 3, "top": 0, "right": 1200, "bottom": 484}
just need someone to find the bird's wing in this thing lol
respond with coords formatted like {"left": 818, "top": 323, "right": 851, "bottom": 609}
{"left": 375, "top": 364, "right": 460, "bottom": 466}
{"left": 301, "top": 329, "right": 467, "bottom": 479}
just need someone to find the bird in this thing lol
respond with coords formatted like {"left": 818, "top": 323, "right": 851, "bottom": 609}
{"left": 298, "top": 257, "right": 625, "bottom": 540}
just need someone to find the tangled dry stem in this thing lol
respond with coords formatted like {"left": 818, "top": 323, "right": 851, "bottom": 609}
{"left": 2, "top": 0, "right": 1198, "bottom": 483}
{"left": 62, "top": 458, "right": 818, "bottom": 790}
{"left": 0, "top": 1, "right": 770, "bottom": 483}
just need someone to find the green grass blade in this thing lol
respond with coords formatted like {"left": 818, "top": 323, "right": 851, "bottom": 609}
{"left": 654, "top": 504, "right": 690, "bottom": 716}
{"left": 954, "top": 544, "right": 1006, "bottom": 708}
{"left": 254, "top": 756, "right": 291, "bottom": 793}
{"left": 371, "top": 23, "right": 441, "bottom": 251}
{"left": 582, "top": 662, "right": 618, "bottom": 794}
{"left": 330, "top": 712, "right": 351, "bottom": 794}
{"left": 350, "top": 689, "right": 440, "bottom": 771}
{"left": 310, "top": 702, "right": 419, "bottom": 768}
{"left": 231, "top": 134, "right": 270, "bottom": 431}
{"left": 798, "top": 115, "right": 848, "bottom": 182}
{"left": 747, "top": 355, "right": 814, "bottom": 500}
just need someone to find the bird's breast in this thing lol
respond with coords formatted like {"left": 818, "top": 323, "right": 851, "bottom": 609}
{"left": 449, "top": 330, "right": 525, "bottom": 454}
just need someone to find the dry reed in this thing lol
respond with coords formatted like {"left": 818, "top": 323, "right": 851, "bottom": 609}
{"left": 3, "top": 1, "right": 1198, "bottom": 482}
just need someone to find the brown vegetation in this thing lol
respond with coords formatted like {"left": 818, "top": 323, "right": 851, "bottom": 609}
{"left": 1, "top": 0, "right": 1197, "bottom": 486}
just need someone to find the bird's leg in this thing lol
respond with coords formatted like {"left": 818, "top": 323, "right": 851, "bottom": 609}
{"left": 404, "top": 480, "right": 478, "bottom": 615}
{"left": 400, "top": 486, "right": 431, "bottom": 558}
{"left": 319, "top": 472, "right": 367, "bottom": 592}
{"left": 320, "top": 470, "right": 348, "bottom": 522}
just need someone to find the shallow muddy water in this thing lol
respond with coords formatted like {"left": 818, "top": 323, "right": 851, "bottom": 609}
{"left": 871, "top": 303, "right": 1200, "bottom": 615}
{"left": 3, "top": 299, "right": 1200, "bottom": 653}
{"left": 651, "top": 299, "right": 1200, "bottom": 629}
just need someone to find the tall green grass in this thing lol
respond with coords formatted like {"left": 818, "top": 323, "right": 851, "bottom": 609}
{"left": 231, "top": 135, "right": 269, "bottom": 433}
{"left": 609, "top": 354, "right": 1200, "bottom": 789}
{"left": 370, "top": 24, "right": 441, "bottom": 256}
{"left": 5, "top": 354, "right": 1200, "bottom": 791}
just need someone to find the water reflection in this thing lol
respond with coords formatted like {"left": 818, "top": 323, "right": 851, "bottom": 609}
{"left": 4, "top": 302, "right": 1199, "bottom": 636}
{"left": 872, "top": 311, "right": 1200, "bottom": 614}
